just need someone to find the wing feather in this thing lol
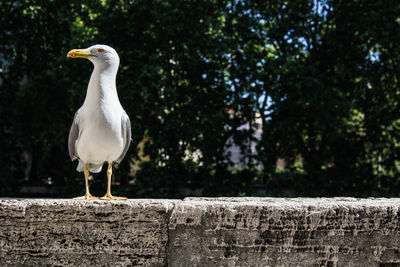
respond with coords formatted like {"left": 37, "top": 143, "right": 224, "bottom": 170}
{"left": 115, "top": 112, "right": 131, "bottom": 163}
{"left": 68, "top": 111, "right": 80, "bottom": 161}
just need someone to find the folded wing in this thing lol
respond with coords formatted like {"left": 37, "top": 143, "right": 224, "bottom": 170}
{"left": 68, "top": 111, "right": 80, "bottom": 161}
{"left": 116, "top": 111, "right": 131, "bottom": 163}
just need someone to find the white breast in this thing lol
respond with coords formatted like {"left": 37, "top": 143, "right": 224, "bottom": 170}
{"left": 76, "top": 104, "right": 124, "bottom": 164}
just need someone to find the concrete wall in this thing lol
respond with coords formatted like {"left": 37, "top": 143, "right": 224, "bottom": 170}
{"left": 1, "top": 198, "right": 400, "bottom": 266}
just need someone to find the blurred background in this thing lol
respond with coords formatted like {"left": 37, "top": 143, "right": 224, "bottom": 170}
{"left": 1, "top": 0, "right": 400, "bottom": 198}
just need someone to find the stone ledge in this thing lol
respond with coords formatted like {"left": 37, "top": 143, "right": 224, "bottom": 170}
{"left": 1, "top": 198, "right": 400, "bottom": 266}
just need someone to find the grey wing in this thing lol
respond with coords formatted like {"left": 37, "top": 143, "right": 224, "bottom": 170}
{"left": 116, "top": 112, "right": 131, "bottom": 163}
{"left": 68, "top": 111, "right": 80, "bottom": 161}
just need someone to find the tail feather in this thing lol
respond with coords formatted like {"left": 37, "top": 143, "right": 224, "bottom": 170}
{"left": 76, "top": 160, "right": 104, "bottom": 173}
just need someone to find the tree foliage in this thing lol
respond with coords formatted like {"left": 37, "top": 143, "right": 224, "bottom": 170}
{"left": 1, "top": 0, "right": 400, "bottom": 197}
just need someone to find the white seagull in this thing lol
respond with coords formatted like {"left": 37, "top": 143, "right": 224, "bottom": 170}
{"left": 67, "top": 44, "right": 131, "bottom": 200}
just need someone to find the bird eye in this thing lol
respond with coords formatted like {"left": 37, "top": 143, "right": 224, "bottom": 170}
{"left": 97, "top": 48, "right": 105, "bottom": 53}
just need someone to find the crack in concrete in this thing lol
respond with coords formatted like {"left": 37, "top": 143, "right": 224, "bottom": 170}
{"left": 164, "top": 201, "right": 176, "bottom": 267}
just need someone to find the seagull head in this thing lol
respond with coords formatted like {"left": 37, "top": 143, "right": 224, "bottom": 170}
{"left": 67, "top": 44, "right": 119, "bottom": 68}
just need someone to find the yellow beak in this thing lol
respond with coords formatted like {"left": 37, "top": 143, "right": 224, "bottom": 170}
{"left": 67, "top": 49, "right": 95, "bottom": 59}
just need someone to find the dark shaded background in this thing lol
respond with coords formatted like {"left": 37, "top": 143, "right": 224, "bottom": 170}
{"left": 1, "top": 0, "right": 400, "bottom": 198}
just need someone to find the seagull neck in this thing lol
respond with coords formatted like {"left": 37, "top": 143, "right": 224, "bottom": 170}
{"left": 84, "top": 64, "right": 120, "bottom": 106}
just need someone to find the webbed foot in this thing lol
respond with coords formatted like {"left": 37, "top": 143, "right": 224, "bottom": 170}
{"left": 100, "top": 193, "right": 127, "bottom": 200}
{"left": 73, "top": 193, "right": 99, "bottom": 200}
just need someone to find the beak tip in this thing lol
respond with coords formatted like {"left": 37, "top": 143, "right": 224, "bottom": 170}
{"left": 67, "top": 51, "right": 77, "bottom": 58}
{"left": 66, "top": 49, "right": 90, "bottom": 59}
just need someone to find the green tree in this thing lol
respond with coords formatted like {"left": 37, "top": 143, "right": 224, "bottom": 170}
{"left": 1, "top": 0, "right": 400, "bottom": 198}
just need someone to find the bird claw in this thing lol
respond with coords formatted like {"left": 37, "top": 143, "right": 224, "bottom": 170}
{"left": 100, "top": 193, "right": 127, "bottom": 200}
{"left": 73, "top": 193, "right": 99, "bottom": 200}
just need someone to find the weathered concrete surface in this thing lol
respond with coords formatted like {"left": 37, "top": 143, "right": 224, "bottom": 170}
{"left": 168, "top": 197, "right": 400, "bottom": 267}
{"left": 1, "top": 198, "right": 400, "bottom": 266}
{"left": 0, "top": 199, "right": 175, "bottom": 266}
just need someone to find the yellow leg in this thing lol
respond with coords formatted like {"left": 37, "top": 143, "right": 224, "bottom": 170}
{"left": 73, "top": 163, "right": 99, "bottom": 200}
{"left": 101, "top": 163, "right": 127, "bottom": 200}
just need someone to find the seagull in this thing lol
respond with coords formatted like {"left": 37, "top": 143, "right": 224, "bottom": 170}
{"left": 67, "top": 44, "right": 131, "bottom": 200}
